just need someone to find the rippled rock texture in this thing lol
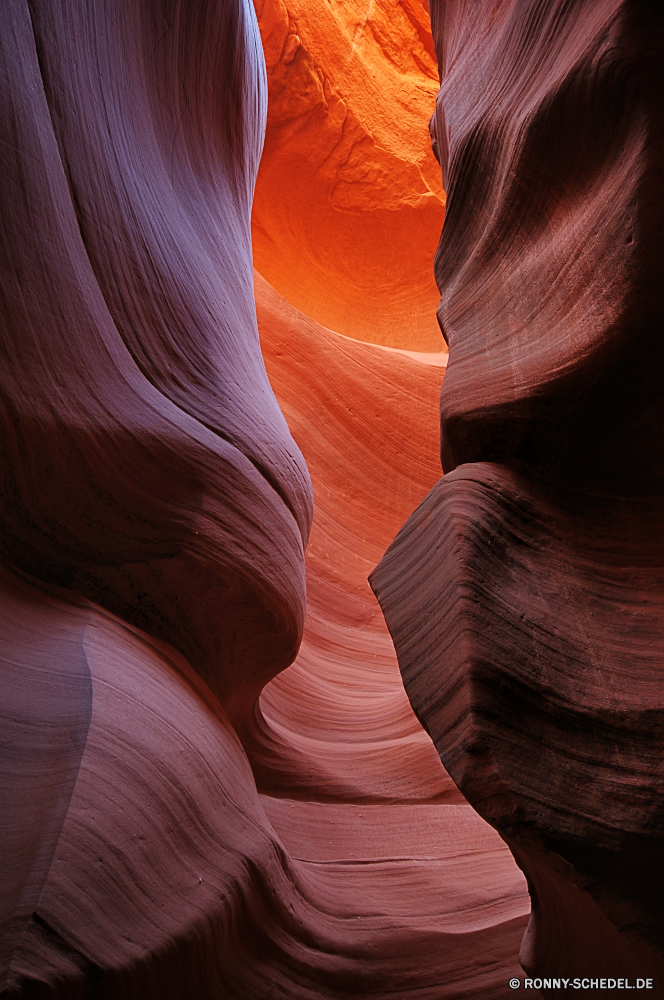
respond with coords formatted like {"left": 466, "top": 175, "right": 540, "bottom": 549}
{"left": 372, "top": 2, "right": 664, "bottom": 996}
{"left": 1, "top": 0, "right": 529, "bottom": 996}
{"left": 251, "top": 276, "right": 529, "bottom": 997}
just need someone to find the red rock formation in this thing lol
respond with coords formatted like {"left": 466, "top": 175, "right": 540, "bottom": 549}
{"left": 0, "top": 0, "right": 310, "bottom": 989}
{"left": 251, "top": 0, "right": 446, "bottom": 351}
{"left": 247, "top": 273, "right": 450, "bottom": 803}
{"left": 2, "top": 0, "right": 535, "bottom": 994}
{"left": 0, "top": 0, "right": 311, "bottom": 721}
{"left": 372, "top": 1, "right": 664, "bottom": 995}
{"left": 250, "top": 273, "right": 531, "bottom": 996}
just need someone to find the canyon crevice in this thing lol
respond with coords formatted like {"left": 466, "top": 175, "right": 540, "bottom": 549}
{"left": 1, "top": 0, "right": 662, "bottom": 997}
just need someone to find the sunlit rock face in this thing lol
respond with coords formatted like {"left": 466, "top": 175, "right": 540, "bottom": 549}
{"left": 249, "top": 274, "right": 531, "bottom": 996}
{"left": 2, "top": 0, "right": 532, "bottom": 995}
{"left": 251, "top": 0, "right": 446, "bottom": 351}
{"left": 372, "top": 1, "right": 664, "bottom": 995}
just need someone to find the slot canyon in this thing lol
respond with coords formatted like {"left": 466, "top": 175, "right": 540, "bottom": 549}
{"left": 0, "top": 1, "right": 662, "bottom": 998}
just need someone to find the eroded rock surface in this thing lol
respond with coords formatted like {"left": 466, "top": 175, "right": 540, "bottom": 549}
{"left": 372, "top": 2, "right": 664, "bottom": 995}
{"left": 251, "top": 0, "right": 446, "bottom": 350}
{"left": 248, "top": 274, "right": 530, "bottom": 996}
{"left": 0, "top": 0, "right": 308, "bottom": 991}
{"left": 2, "top": 0, "right": 534, "bottom": 995}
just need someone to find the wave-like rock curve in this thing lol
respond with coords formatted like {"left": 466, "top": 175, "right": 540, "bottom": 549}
{"left": 372, "top": 1, "right": 664, "bottom": 995}
{"left": 1, "top": 0, "right": 532, "bottom": 995}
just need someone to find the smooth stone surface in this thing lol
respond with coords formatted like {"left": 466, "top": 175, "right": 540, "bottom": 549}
{"left": 373, "top": 1, "right": 664, "bottom": 993}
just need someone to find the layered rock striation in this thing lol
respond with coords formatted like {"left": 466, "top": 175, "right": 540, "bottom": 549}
{"left": 0, "top": 0, "right": 308, "bottom": 990}
{"left": 249, "top": 274, "right": 531, "bottom": 996}
{"left": 372, "top": 1, "right": 664, "bottom": 995}
{"left": 1, "top": 0, "right": 531, "bottom": 995}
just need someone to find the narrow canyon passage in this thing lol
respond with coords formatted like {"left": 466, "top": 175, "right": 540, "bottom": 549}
{"left": 243, "top": 3, "right": 532, "bottom": 992}
{"left": 244, "top": 274, "right": 532, "bottom": 994}
{"left": 4, "top": 0, "right": 661, "bottom": 995}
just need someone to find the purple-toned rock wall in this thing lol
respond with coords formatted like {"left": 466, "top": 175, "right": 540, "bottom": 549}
{"left": 372, "top": 2, "right": 664, "bottom": 996}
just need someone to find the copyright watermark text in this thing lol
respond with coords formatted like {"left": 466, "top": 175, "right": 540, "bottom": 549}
{"left": 509, "top": 979, "right": 654, "bottom": 990}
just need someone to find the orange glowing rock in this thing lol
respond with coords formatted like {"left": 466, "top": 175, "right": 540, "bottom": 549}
{"left": 252, "top": 0, "right": 446, "bottom": 351}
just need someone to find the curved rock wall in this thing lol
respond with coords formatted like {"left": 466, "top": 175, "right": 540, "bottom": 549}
{"left": 372, "top": 1, "right": 664, "bottom": 995}
{"left": 0, "top": 0, "right": 311, "bottom": 721}
{"left": 2, "top": 0, "right": 540, "bottom": 995}
{"left": 250, "top": 274, "right": 531, "bottom": 996}
{"left": 0, "top": 0, "right": 308, "bottom": 990}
